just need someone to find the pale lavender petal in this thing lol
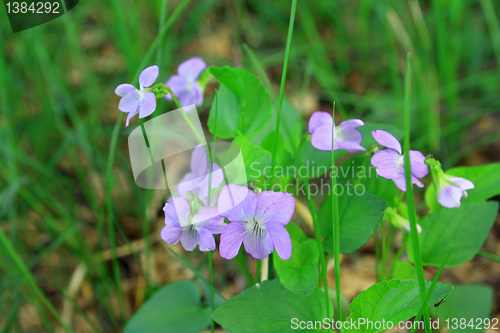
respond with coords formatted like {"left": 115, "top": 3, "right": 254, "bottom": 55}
{"left": 192, "top": 206, "right": 223, "bottom": 227}
{"left": 165, "top": 75, "right": 187, "bottom": 101}
{"left": 125, "top": 109, "right": 138, "bottom": 127}
{"left": 197, "top": 227, "right": 216, "bottom": 251}
{"left": 448, "top": 176, "right": 474, "bottom": 191}
{"left": 160, "top": 224, "right": 182, "bottom": 244}
{"left": 371, "top": 149, "right": 400, "bottom": 179}
{"left": 254, "top": 191, "right": 295, "bottom": 226}
{"left": 177, "top": 173, "right": 198, "bottom": 198}
{"left": 115, "top": 83, "right": 136, "bottom": 97}
{"left": 198, "top": 165, "right": 224, "bottom": 199}
{"left": 190, "top": 145, "right": 209, "bottom": 177}
{"left": 178, "top": 57, "right": 206, "bottom": 80}
{"left": 217, "top": 185, "right": 255, "bottom": 222}
{"left": 393, "top": 171, "right": 424, "bottom": 192}
{"left": 309, "top": 111, "right": 332, "bottom": 134}
{"left": 437, "top": 183, "right": 463, "bottom": 208}
{"left": 337, "top": 140, "right": 366, "bottom": 153}
{"left": 139, "top": 65, "right": 159, "bottom": 89}
{"left": 266, "top": 222, "right": 292, "bottom": 260}
{"left": 177, "top": 89, "right": 201, "bottom": 107}
{"left": 338, "top": 119, "right": 364, "bottom": 130}
{"left": 180, "top": 229, "right": 200, "bottom": 251}
{"left": 118, "top": 90, "right": 140, "bottom": 113}
{"left": 372, "top": 130, "right": 402, "bottom": 154}
{"left": 408, "top": 150, "right": 428, "bottom": 178}
{"left": 219, "top": 222, "right": 246, "bottom": 259}
{"left": 138, "top": 91, "right": 157, "bottom": 119}
{"left": 243, "top": 226, "right": 274, "bottom": 260}
{"left": 311, "top": 124, "right": 333, "bottom": 151}
{"left": 164, "top": 197, "right": 191, "bottom": 227}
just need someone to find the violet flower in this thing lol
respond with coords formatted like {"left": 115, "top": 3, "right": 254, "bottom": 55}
{"left": 177, "top": 145, "right": 224, "bottom": 204}
{"left": 161, "top": 197, "right": 225, "bottom": 251}
{"left": 165, "top": 58, "right": 206, "bottom": 107}
{"left": 308, "top": 111, "right": 366, "bottom": 152}
{"left": 115, "top": 65, "right": 159, "bottom": 127}
{"left": 217, "top": 184, "right": 295, "bottom": 260}
{"left": 427, "top": 158, "right": 474, "bottom": 208}
{"left": 371, "top": 130, "right": 428, "bottom": 191}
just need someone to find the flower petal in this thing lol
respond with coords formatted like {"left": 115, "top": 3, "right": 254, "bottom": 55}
{"left": 243, "top": 226, "right": 273, "bottom": 260}
{"left": 178, "top": 57, "right": 206, "bottom": 80}
{"left": 393, "top": 171, "right": 424, "bottom": 192}
{"left": 219, "top": 222, "right": 246, "bottom": 259}
{"left": 190, "top": 145, "right": 209, "bottom": 177}
{"left": 180, "top": 229, "right": 200, "bottom": 251}
{"left": 372, "top": 130, "right": 401, "bottom": 154}
{"left": 165, "top": 75, "right": 187, "bottom": 100}
{"left": 408, "top": 150, "right": 428, "bottom": 178}
{"left": 138, "top": 91, "right": 157, "bottom": 119}
{"left": 371, "top": 149, "right": 400, "bottom": 179}
{"left": 217, "top": 185, "right": 255, "bottom": 222}
{"left": 309, "top": 111, "right": 332, "bottom": 134}
{"left": 139, "top": 65, "right": 159, "bottom": 88}
{"left": 311, "top": 124, "right": 333, "bottom": 151}
{"left": 118, "top": 90, "right": 140, "bottom": 113}
{"left": 337, "top": 140, "right": 366, "bottom": 153}
{"left": 437, "top": 183, "right": 463, "bottom": 208}
{"left": 266, "top": 222, "right": 292, "bottom": 260}
{"left": 125, "top": 109, "right": 138, "bottom": 127}
{"left": 448, "top": 176, "right": 474, "bottom": 191}
{"left": 164, "top": 197, "right": 191, "bottom": 227}
{"left": 115, "top": 83, "right": 136, "bottom": 97}
{"left": 197, "top": 227, "right": 216, "bottom": 251}
{"left": 160, "top": 224, "right": 182, "bottom": 244}
{"left": 192, "top": 206, "right": 224, "bottom": 229}
{"left": 254, "top": 191, "right": 295, "bottom": 225}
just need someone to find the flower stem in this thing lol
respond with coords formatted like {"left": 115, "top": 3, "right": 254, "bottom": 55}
{"left": 303, "top": 178, "right": 331, "bottom": 319}
{"left": 167, "top": 87, "right": 206, "bottom": 146}
{"left": 403, "top": 53, "right": 431, "bottom": 333}
{"left": 330, "top": 102, "right": 343, "bottom": 328}
{"left": 270, "top": 0, "right": 298, "bottom": 182}
{"left": 207, "top": 90, "right": 219, "bottom": 333}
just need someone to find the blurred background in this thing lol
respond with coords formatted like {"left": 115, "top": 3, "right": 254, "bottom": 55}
{"left": 1, "top": 0, "right": 499, "bottom": 332}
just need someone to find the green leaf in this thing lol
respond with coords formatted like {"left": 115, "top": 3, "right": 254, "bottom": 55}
{"left": 319, "top": 192, "right": 386, "bottom": 253}
{"left": 425, "top": 163, "right": 500, "bottom": 210}
{"left": 391, "top": 261, "right": 415, "bottom": 280}
{"left": 250, "top": 98, "right": 303, "bottom": 156}
{"left": 274, "top": 238, "right": 319, "bottom": 295}
{"left": 345, "top": 280, "right": 453, "bottom": 333}
{"left": 430, "top": 284, "right": 494, "bottom": 333}
{"left": 125, "top": 281, "right": 211, "bottom": 333}
{"left": 233, "top": 134, "right": 272, "bottom": 181}
{"left": 208, "top": 67, "right": 273, "bottom": 138}
{"left": 212, "top": 280, "right": 331, "bottom": 333}
{"left": 411, "top": 201, "right": 499, "bottom": 267}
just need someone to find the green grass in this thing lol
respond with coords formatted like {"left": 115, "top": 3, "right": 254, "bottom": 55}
{"left": 1, "top": 0, "right": 499, "bottom": 331}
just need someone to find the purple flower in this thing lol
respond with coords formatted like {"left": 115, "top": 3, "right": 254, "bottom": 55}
{"left": 161, "top": 197, "right": 225, "bottom": 251}
{"left": 426, "top": 158, "right": 474, "bottom": 208}
{"left": 115, "top": 65, "right": 159, "bottom": 127}
{"left": 436, "top": 175, "right": 474, "bottom": 208}
{"left": 177, "top": 145, "right": 224, "bottom": 203}
{"left": 371, "top": 130, "right": 428, "bottom": 192}
{"left": 165, "top": 58, "right": 206, "bottom": 107}
{"left": 217, "top": 184, "right": 295, "bottom": 260}
{"left": 308, "top": 111, "right": 366, "bottom": 152}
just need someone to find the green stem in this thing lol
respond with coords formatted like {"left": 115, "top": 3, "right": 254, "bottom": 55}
{"left": 479, "top": 250, "right": 500, "bottom": 263}
{"left": 167, "top": 87, "right": 206, "bottom": 146}
{"left": 256, "top": 260, "right": 261, "bottom": 283}
{"left": 270, "top": 0, "right": 298, "bottom": 182}
{"left": 304, "top": 178, "right": 331, "bottom": 319}
{"left": 208, "top": 251, "right": 215, "bottom": 333}
{"left": 403, "top": 53, "right": 431, "bottom": 333}
{"left": 331, "top": 102, "right": 343, "bottom": 327}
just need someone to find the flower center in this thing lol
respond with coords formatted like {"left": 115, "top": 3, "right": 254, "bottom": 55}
{"left": 245, "top": 219, "right": 266, "bottom": 238}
